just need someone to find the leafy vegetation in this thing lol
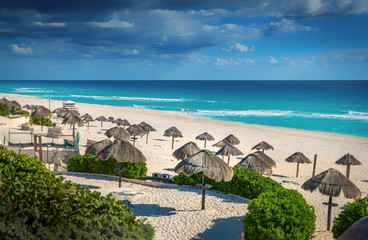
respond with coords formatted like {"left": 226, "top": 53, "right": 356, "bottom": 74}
{"left": 0, "top": 145, "right": 154, "bottom": 239}
{"left": 67, "top": 154, "right": 147, "bottom": 180}
{"left": 332, "top": 196, "right": 368, "bottom": 239}
{"left": 0, "top": 103, "right": 10, "bottom": 117}
{"left": 29, "top": 116, "right": 54, "bottom": 127}
{"left": 243, "top": 188, "right": 316, "bottom": 240}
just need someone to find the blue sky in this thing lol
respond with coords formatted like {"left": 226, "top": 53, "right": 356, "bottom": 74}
{"left": 0, "top": 0, "right": 368, "bottom": 80}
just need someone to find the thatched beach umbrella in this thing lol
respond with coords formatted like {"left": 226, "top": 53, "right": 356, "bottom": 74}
{"left": 82, "top": 114, "right": 94, "bottom": 130}
{"left": 85, "top": 139, "right": 113, "bottom": 156}
{"left": 138, "top": 122, "right": 156, "bottom": 144}
{"left": 196, "top": 132, "right": 215, "bottom": 148}
{"left": 253, "top": 151, "right": 277, "bottom": 169}
{"left": 52, "top": 107, "right": 64, "bottom": 114}
{"left": 173, "top": 142, "right": 201, "bottom": 161}
{"left": 115, "top": 118, "right": 131, "bottom": 128}
{"left": 339, "top": 216, "right": 368, "bottom": 240}
{"left": 212, "top": 139, "right": 230, "bottom": 148}
{"left": 216, "top": 145, "right": 244, "bottom": 165}
{"left": 252, "top": 141, "right": 274, "bottom": 152}
{"left": 223, "top": 134, "right": 240, "bottom": 145}
{"left": 62, "top": 115, "right": 84, "bottom": 137}
{"left": 126, "top": 124, "right": 146, "bottom": 146}
{"left": 95, "top": 116, "right": 108, "bottom": 127}
{"left": 0, "top": 97, "right": 9, "bottom": 105}
{"left": 64, "top": 110, "right": 80, "bottom": 119}
{"left": 302, "top": 168, "right": 362, "bottom": 231}
{"left": 105, "top": 126, "right": 130, "bottom": 140}
{"left": 285, "top": 152, "right": 312, "bottom": 178}
{"left": 114, "top": 118, "right": 123, "bottom": 125}
{"left": 31, "top": 106, "right": 52, "bottom": 131}
{"left": 164, "top": 126, "right": 183, "bottom": 149}
{"left": 5, "top": 100, "right": 21, "bottom": 114}
{"left": 235, "top": 153, "right": 273, "bottom": 176}
{"left": 335, "top": 153, "right": 362, "bottom": 179}
{"left": 175, "top": 149, "right": 233, "bottom": 210}
{"left": 23, "top": 104, "right": 31, "bottom": 109}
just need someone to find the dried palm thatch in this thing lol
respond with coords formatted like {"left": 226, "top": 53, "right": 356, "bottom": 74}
{"left": 138, "top": 122, "right": 156, "bottom": 144}
{"left": 173, "top": 142, "right": 201, "bottom": 160}
{"left": 57, "top": 109, "right": 70, "bottom": 118}
{"left": 235, "top": 153, "right": 273, "bottom": 177}
{"left": 64, "top": 110, "right": 80, "bottom": 119}
{"left": 285, "top": 152, "right": 312, "bottom": 178}
{"left": 335, "top": 153, "right": 362, "bottom": 179}
{"left": 253, "top": 151, "right": 277, "bottom": 168}
{"left": 302, "top": 168, "right": 362, "bottom": 231}
{"left": 216, "top": 145, "right": 244, "bottom": 165}
{"left": 52, "top": 107, "right": 64, "bottom": 114}
{"left": 5, "top": 100, "right": 21, "bottom": 109}
{"left": 164, "top": 126, "right": 183, "bottom": 149}
{"left": 95, "top": 139, "right": 147, "bottom": 163}
{"left": 223, "top": 134, "right": 240, "bottom": 145}
{"left": 114, "top": 118, "right": 123, "bottom": 125}
{"left": 126, "top": 124, "right": 146, "bottom": 146}
{"left": 95, "top": 115, "right": 108, "bottom": 127}
{"left": 82, "top": 114, "right": 94, "bottom": 130}
{"left": 23, "top": 104, "right": 31, "bottom": 109}
{"left": 62, "top": 115, "right": 84, "bottom": 137}
{"left": 339, "top": 216, "right": 368, "bottom": 240}
{"left": 0, "top": 97, "right": 9, "bottom": 104}
{"left": 31, "top": 106, "right": 53, "bottom": 131}
{"left": 105, "top": 126, "right": 130, "bottom": 140}
{"left": 115, "top": 118, "right": 131, "bottom": 128}
{"left": 212, "top": 139, "right": 230, "bottom": 148}
{"left": 175, "top": 149, "right": 233, "bottom": 210}
{"left": 196, "top": 132, "right": 215, "bottom": 148}
{"left": 251, "top": 141, "right": 274, "bottom": 152}
{"left": 85, "top": 139, "right": 113, "bottom": 155}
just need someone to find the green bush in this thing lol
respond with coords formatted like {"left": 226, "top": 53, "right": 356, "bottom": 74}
{"left": 67, "top": 154, "right": 148, "bottom": 179}
{"left": 0, "top": 146, "right": 154, "bottom": 239}
{"left": 243, "top": 188, "right": 316, "bottom": 240}
{"left": 173, "top": 167, "right": 283, "bottom": 199}
{"left": 29, "top": 117, "right": 54, "bottom": 127}
{"left": 0, "top": 103, "right": 10, "bottom": 117}
{"left": 332, "top": 196, "right": 368, "bottom": 239}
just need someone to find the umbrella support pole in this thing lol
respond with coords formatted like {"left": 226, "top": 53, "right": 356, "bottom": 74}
{"left": 204, "top": 139, "right": 206, "bottom": 148}
{"left": 172, "top": 136, "right": 174, "bottom": 149}
{"left": 227, "top": 155, "right": 230, "bottom": 165}
{"left": 201, "top": 174, "right": 206, "bottom": 210}
{"left": 133, "top": 135, "right": 136, "bottom": 146}
{"left": 296, "top": 162, "right": 299, "bottom": 178}
{"left": 146, "top": 133, "right": 149, "bottom": 144}
{"left": 312, "top": 154, "right": 317, "bottom": 177}
{"left": 346, "top": 163, "right": 350, "bottom": 179}
{"left": 41, "top": 117, "right": 44, "bottom": 131}
{"left": 323, "top": 196, "right": 338, "bottom": 231}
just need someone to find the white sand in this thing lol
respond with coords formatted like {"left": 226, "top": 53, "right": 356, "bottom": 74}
{"left": 1, "top": 93, "right": 368, "bottom": 240}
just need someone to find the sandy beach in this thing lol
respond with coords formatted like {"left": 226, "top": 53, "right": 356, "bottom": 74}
{"left": 1, "top": 93, "right": 368, "bottom": 240}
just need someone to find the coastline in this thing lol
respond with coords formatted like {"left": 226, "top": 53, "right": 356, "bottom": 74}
{"left": 1, "top": 92, "right": 368, "bottom": 240}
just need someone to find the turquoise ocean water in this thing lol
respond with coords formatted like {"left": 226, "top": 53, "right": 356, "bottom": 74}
{"left": 1, "top": 80, "right": 368, "bottom": 138}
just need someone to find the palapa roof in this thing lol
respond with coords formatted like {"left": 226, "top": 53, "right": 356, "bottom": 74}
{"left": 175, "top": 149, "right": 233, "bottom": 182}
{"left": 285, "top": 152, "right": 312, "bottom": 164}
{"left": 301, "top": 168, "right": 361, "bottom": 198}
{"left": 172, "top": 141, "right": 201, "bottom": 160}
{"left": 253, "top": 151, "right": 277, "bottom": 168}
{"left": 196, "top": 132, "right": 215, "bottom": 141}
{"left": 96, "top": 139, "right": 147, "bottom": 163}
{"left": 85, "top": 139, "right": 113, "bottom": 156}
{"left": 127, "top": 124, "right": 146, "bottom": 136}
{"left": 216, "top": 145, "right": 244, "bottom": 157}
{"left": 95, "top": 116, "right": 108, "bottom": 122}
{"left": 82, "top": 114, "right": 94, "bottom": 122}
{"left": 105, "top": 126, "right": 130, "bottom": 140}
{"left": 235, "top": 153, "right": 273, "bottom": 175}
{"left": 0, "top": 97, "right": 9, "bottom": 104}
{"left": 212, "top": 139, "right": 230, "bottom": 148}
{"left": 63, "top": 110, "right": 80, "bottom": 119}
{"left": 115, "top": 118, "right": 131, "bottom": 127}
{"left": 251, "top": 141, "right": 274, "bottom": 151}
{"left": 335, "top": 153, "right": 362, "bottom": 166}
{"left": 222, "top": 134, "right": 240, "bottom": 145}
{"left": 52, "top": 107, "right": 64, "bottom": 114}
{"left": 62, "top": 115, "right": 84, "bottom": 127}
{"left": 5, "top": 100, "right": 21, "bottom": 109}
{"left": 138, "top": 122, "right": 156, "bottom": 132}
{"left": 163, "top": 126, "right": 183, "bottom": 138}
{"left": 31, "top": 106, "right": 52, "bottom": 118}
{"left": 339, "top": 216, "right": 368, "bottom": 240}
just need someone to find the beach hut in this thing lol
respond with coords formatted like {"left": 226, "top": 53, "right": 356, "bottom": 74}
{"left": 196, "top": 132, "right": 215, "bottom": 148}
{"left": 126, "top": 124, "right": 146, "bottom": 146}
{"left": 235, "top": 153, "right": 273, "bottom": 176}
{"left": 85, "top": 139, "right": 113, "bottom": 156}
{"left": 95, "top": 116, "right": 108, "bottom": 127}
{"left": 138, "top": 122, "right": 156, "bottom": 144}
{"left": 173, "top": 142, "right": 201, "bottom": 161}
{"left": 251, "top": 141, "right": 274, "bottom": 152}
{"left": 175, "top": 150, "right": 233, "bottom": 210}
{"left": 285, "top": 152, "right": 312, "bottom": 178}
{"left": 335, "top": 153, "right": 362, "bottom": 179}
{"left": 63, "top": 100, "right": 76, "bottom": 111}
{"left": 216, "top": 145, "right": 243, "bottom": 165}
{"left": 164, "top": 126, "right": 183, "bottom": 149}
{"left": 105, "top": 126, "right": 130, "bottom": 140}
{"left": 302, "top": 168, "right": 361, "bottom": 231}
{"left": 31, "top": 106, "right": 53, "bottom": 131}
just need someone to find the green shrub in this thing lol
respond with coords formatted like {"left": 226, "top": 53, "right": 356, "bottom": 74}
{"left": 0, "top": 145, "right": 154, "bottom": 239}
{"left": 243, "top": 188, "right": 316, "bottom": 240}
{"left": 67, "top": 154, "right": 147, "bottom": 179}
{"left": 0, "top": 103, "right": 10, "bottom": 117}
{"left": 332, "top": 196, "right": 368, "bottom": 239}
{"left": 29, "top": 117, "right": 54, "bottom": 127}
{"left": 173, "top": 167, "right": 283, "bottom": 199}
{"left": 21, "top": 110, "right": 29, "bottom": 118}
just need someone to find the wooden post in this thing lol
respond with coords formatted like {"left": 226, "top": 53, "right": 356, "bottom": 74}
{"left": 296, "top": 162, "right": 300, "bottom": 178}
{"left": 204, "top": 139, "right": 207, "bottom": 148}
{"left": 227, "top": 155, "right": 230, "bottom": 165}
{"left": 312, "top": 154, "right": 317, "bottom": 177}
{"left": 133, "top": 134, "right": 136, "bottom": 146}
{"left": 201, "top": 174, "right": 206, "bottom": 210}
{"left": 38, "top": 136, "right": 42, "bottom": 162}
{"left": 171, "top": 136, "right": 174, "bottom": 149}
{"left": 327, "top": 196, "right": 333, "bottom": 231}
{"left": 34, "top": 134, "right": 37, "bottom": 157}
{"left": 3, "top": 136, "right": 6, "bottom": 146}
{"left": 346, "top": 163, "right": 350, "bottom": 179}
{"left": 146, "top": 133, "right": 149, "bottom": 144}
{"left": 18, "top": 142, "right": 21, "bottom": 154}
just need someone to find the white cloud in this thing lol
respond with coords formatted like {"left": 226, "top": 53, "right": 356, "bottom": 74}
{"left": 223, "top": 43, "right": 255, "bottom": 53}
{"left": 9, "top": 44, "right": 33, "bottom": 55}
{"left": 89, "top": 12, "right": 134, "bottom": 28}
{"left": 215, "top": 57, "right": 241, "bottom": 65}
{"left": 269, "top": 56, "right": 278, "bottom": 64}
{"left": 34, "top": 21, "right": 66, "bottom": 27}
{"left": 123, "top": 49, "right": 139, "bottom": 55}
{"left": 266, "top": 19, "right": 312, "bottom": 35}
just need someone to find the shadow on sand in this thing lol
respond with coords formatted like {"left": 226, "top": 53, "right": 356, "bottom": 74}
{"left": 134, "top": 204, "right": 176, "bottom": 217}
